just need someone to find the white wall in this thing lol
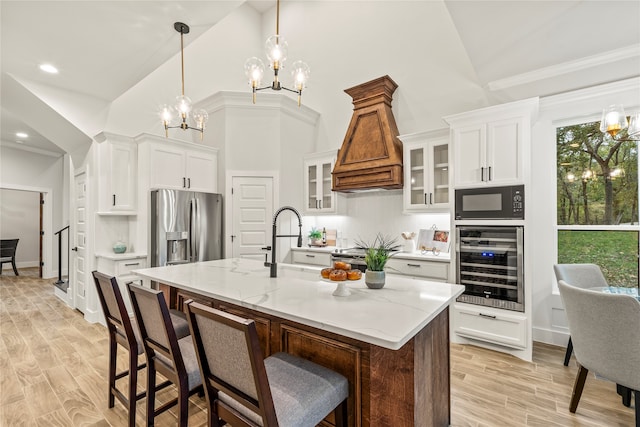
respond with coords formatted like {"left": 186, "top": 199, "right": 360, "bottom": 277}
{"left": 0, "top": 145, "right": 66, "bottom": 278}
{"left": 0, "top": 189, "right": 40, "bottom": 269}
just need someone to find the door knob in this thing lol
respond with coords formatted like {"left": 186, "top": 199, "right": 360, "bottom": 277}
{"left": 71, "top": 247, "right": 78, "bottom": 252}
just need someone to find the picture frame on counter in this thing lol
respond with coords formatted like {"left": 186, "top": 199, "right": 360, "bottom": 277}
{"left": 417, "top": 228, "right": 450, "bottom": 253}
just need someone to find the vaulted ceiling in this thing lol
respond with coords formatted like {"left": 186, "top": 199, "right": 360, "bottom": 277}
{"left": 1, "top": 0, "right": 638, "bottom": 156}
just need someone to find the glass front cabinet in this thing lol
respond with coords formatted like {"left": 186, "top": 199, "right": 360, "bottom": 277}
{"left": 303, "top": 151, "right": 341, "bottom": 214}
{"left": 400, "top": 129, "right": 450, "bottom": 212}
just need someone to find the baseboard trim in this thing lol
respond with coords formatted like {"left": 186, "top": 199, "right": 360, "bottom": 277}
{"left": 533, "top": 326, "right": 569, "bottom": 347}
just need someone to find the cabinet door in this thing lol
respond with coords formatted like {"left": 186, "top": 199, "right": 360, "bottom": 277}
{"left": 304, "top": 160, "right": 320, "bottom": 212}
{"left": 186, "top": 150, "right": 217, "bottom": 193}
{"left": 453, "top": 124, "right": 486, "bottom": 188}
{"left": 486, "top": 118, "right": 523, "bottom": 185}
{"left": 405, "top": 146, "right": 427, "bottom": 210}
{"left": 108, "top": 141, "right": 137, "bottom": 211}
{"left": 317, "top": 160, "right": 335, "bottom": 212}
{"left": 150, "top": 145, "right": 186, "bottom": 190}
{"left": 429, "top": 140, "right": 450, "bottom": 208}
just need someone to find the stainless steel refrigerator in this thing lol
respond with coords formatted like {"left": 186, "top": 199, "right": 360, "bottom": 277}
{"left": 151, "top": 189, "right": 222, "bottom": 267}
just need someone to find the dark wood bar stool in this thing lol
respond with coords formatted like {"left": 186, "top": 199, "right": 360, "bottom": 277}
{"left": 0, "top": 239, "right": 19, "bottom": 276}
{"left": 91, "top": 271, "right": 190, "bottom": 427}
{"left": 185, "top": 300, "right": 349, "bottom": 427}
{"left": 127, "top": 283, "right": 203, "bottom": 427}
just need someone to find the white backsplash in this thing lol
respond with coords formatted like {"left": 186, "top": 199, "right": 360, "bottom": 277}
{"left": 302, "top": 190, "right": 450, "bottom": 248}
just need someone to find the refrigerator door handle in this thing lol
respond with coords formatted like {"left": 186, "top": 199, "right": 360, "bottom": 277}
{"left": 189, "top": 198, "right": 195, "bottom": 262}
{"left": 193, "top": 198, "right": 199, "bottom": 261}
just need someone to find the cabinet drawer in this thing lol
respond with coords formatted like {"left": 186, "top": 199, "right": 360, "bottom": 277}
{"left": 453, "top": 303, "right": 527, "bottom": 349}
{"left": 115, "top": 258, "right": 147, "bottom": 276}
{"left": 292, "top": 251, "right": 331, "bottom": 267}
{"left": 385, "top": 258, "right": 448, "bottom": 281}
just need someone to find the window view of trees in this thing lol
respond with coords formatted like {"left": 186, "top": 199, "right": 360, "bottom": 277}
{"left": 557, "top": 120, "right": 638, "bottom": 225}
{"left": 556, "top": 119, "right": 639, "bottom": 287}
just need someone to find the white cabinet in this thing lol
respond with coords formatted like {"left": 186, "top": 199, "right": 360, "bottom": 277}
{"left": 445, "top": 98, "right": 538, "bottom": 189}
{"left": 303, "top": 151, "right": 343, "bottom": 214}
{"left": 96, "top": 133, "right": 137, "bottom": 214}
{"left": 96, "top": 254, "right": 148, "bottom": 315}
{"left": 291, "top": 250, "right": 332, "bottom": 267}
{"left": 400, "top": 129, "right": 450, "bottom": 212}
{"left": 148, "top": 142, "right": 218, "bottom": 193}
{"left": 452, "top": 303, "right": 527, "bottom": 349}
{"left": 385, "top": 257, "right": 449, "bottom": 282}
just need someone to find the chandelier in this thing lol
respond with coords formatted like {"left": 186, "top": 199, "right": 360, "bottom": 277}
{"left": 244, "top": 0, "right": 310, "bottom": 106}
{"left": 600, "top": 104, "right": 639, "bottom": 141}
{"left": 159, "top": 22, "right": 208, "bottom": 140}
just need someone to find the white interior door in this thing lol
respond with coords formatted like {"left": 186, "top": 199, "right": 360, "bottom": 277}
{"left": 73, "top": 171, "right": 87, "bottom": 313}
{"left": 231, "top": 176, "right": 274, "bottom": 261}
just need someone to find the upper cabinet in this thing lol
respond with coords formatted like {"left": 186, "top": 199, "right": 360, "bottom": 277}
{"left": 400, "top": 129, "right": 450, "bottom": 213}
{"left": 445, "top": 98, "right": 539, "bottom": 189}
{"left": 95, "top": 133, "right": 137, "bottom": 214}
{"left": 303, "top": 151, "right": 343, "bottom": 215}
{"left": 142, "top": 138, "right": 218, "bottom": 193}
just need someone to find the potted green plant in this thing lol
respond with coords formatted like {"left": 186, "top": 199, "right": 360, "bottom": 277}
{"left": 308, "top": 227, "right": 323, "bottom": 246}
{"left": 356, "top": 234, "right": 400, "bottom": 289}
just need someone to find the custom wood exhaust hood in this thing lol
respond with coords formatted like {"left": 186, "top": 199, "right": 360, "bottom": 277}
{"left": 332, "top": 75, "right": 403, "bottom": 192}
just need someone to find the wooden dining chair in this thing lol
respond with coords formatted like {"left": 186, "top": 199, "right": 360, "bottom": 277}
{"left": 184, "top": 300, "right": 349, "bottom": 427}
{"left": 553, "top": 264, "right": 609, "bottom": 366}
{"left": 0, "top": 238, "right": 19, "bottom": 276}
{"left": 91, "top": 271, "right": 191, "bottom": 427}
{"left": 127, "top": 283, "right": 203, "bottom": 427}
{"left": 558, "top": 280, "right": 640, "bottom": 426}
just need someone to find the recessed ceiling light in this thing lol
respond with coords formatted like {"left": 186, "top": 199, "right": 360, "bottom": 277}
{"left": 16, "top": 132, "right": 28, "bottom": 138}
{"left": 39, "top": 63, "right": 58, "bottom": 74}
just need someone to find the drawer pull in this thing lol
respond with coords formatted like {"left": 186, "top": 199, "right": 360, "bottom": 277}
{"left": 305, "top": 254, "right": 316, "bottom": 258}
{"left": 406, "top": 263, "right": 421, "bottom": 268}
{"left": 479, "top": 313, "right": 497, "bottom": 319}
{"left": 124, "top": 262, "right": 140, "bottom": 266}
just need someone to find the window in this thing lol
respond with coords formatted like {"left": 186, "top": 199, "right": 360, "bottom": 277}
{"left": 556, "top": 119, "right": 639, "bottom": 287}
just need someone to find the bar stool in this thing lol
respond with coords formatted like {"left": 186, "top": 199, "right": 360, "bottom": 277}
{"left": 185, "top": 300, "right": 349, "bottom": 427}
{"left": 91, "top": 271, "right": 190, "bottom": 427}
{"left": 127, "top": 283, "right": 203, "bottom": 427}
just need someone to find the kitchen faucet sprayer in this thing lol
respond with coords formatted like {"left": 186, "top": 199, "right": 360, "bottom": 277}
{"left": 267, "top": 206, "right": 303, "bottom": 277}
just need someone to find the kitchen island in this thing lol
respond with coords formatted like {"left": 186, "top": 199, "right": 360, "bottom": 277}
{"left": 134, "top": 258, "right": 464, "bottom": 427}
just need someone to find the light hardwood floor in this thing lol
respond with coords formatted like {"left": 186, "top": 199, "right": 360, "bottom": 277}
{"left": 0, "top": 269, "right": 636, "bottom": 426}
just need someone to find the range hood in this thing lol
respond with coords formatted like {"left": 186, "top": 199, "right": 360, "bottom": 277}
{"left": 332, "top": 75, "right": 403, "bottom": 192}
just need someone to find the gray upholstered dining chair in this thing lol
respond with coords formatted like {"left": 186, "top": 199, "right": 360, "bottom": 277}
{"left": 127, "top": 283, "right": 203, "bottom": 427}
{"left": 92, "top": 271, "right": 190, "bottom": 427}
{"left": 184, "top": 300, "right": 349, "bottom": 427}
{"left": 553, "top": 264, "right": 609, "bottom": 366}
{"left": 0, "top": 238, "right": 19, "bottom": 276}
{"left": 557, "top": 280, "right": 639, "bottom": 425}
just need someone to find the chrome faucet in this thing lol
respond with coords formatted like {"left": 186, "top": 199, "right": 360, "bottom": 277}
{"left": 265, "top": 206, "right": 303, "bottom": 277}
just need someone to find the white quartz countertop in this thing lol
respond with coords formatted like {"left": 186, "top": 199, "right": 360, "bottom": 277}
{"left": 95, "top": 252, "right": 147, "bottom": 260}
{"left": 133, "top": 258, "right": 464, "bottom": 350}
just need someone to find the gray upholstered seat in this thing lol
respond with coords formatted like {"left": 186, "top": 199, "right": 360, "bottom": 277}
{"left": 185, "top": 300, "right": 349, "bottom": 427}
{"left": 553, "top": 264, "right": 609, "bottom": 365}
{"left": 115, "top": 310, "right": 190, "bottom": 354}
{"left": 558, "top": 280, "right": 640, "bottom": 425}
{"left": 127, "top": 283, "right": 202, "bottom": 427}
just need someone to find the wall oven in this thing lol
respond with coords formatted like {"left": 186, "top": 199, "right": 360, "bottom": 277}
{"left": 456, "top": 226, "right": 524, "bottom": 312}
{"left": 455, "top": 185, "right": 524, "bottom": 220}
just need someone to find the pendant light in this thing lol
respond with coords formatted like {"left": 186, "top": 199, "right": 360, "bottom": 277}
{"left": 159, "top": 22, "right": 208, "bottom": 140}
{"left": 244, "top": 0, "right": 310, "bottom": 106}
{"left": 600, "top": 104, "right": 639, "bottom": 141}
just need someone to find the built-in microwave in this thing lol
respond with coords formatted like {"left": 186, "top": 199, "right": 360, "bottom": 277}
{"left": 455, "top": 185, "right": 524, "bottom": 220}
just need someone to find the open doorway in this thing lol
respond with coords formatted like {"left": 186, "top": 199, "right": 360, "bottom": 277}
{"left": 0, "top": 188, "right": 43, "bottom": 277}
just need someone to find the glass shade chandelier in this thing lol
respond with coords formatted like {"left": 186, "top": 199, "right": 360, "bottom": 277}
{"left": 244, "top": 0, "right": 310, "bottom": 106}
{"left": 600, "top": 104, "right": 639, "bottom": 141}
{"left": 159, "top": 22, "right": 208, "bottom": 140}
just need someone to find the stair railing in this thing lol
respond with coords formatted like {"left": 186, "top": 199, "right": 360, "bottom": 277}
{"left": 54, "top": 225, "right": 70, "bottom": 286}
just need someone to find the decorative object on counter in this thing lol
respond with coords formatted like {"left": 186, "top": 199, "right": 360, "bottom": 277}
{"left": 332, "top": 281, "right": 351, "bottom": 297}
{"left": 356, "top": 234, "right": 400, "bottom": 289}
{"left": 113, "top": 240, "right": 127, "bottom": 254}
{"left": 417, "top": 225, "right": 450, "bottom": 254}
{"left": 244, "top": 0, "right": 310, "bottom": 106}
{"left": 322, "top": 227, "right": 327, "bottom": 244}
{"left": 401, "top": 231, "right": 416, "bottom": 253}
{"left": 159, "top": 22, "right": 208, "bottom": 140}
{"left": 308, "top": 227, "right": 324, "bottom": 246}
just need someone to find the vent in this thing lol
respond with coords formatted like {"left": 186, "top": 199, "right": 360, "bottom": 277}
{"left": 332, "top": 75, "right": 403, "bottom": 192}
